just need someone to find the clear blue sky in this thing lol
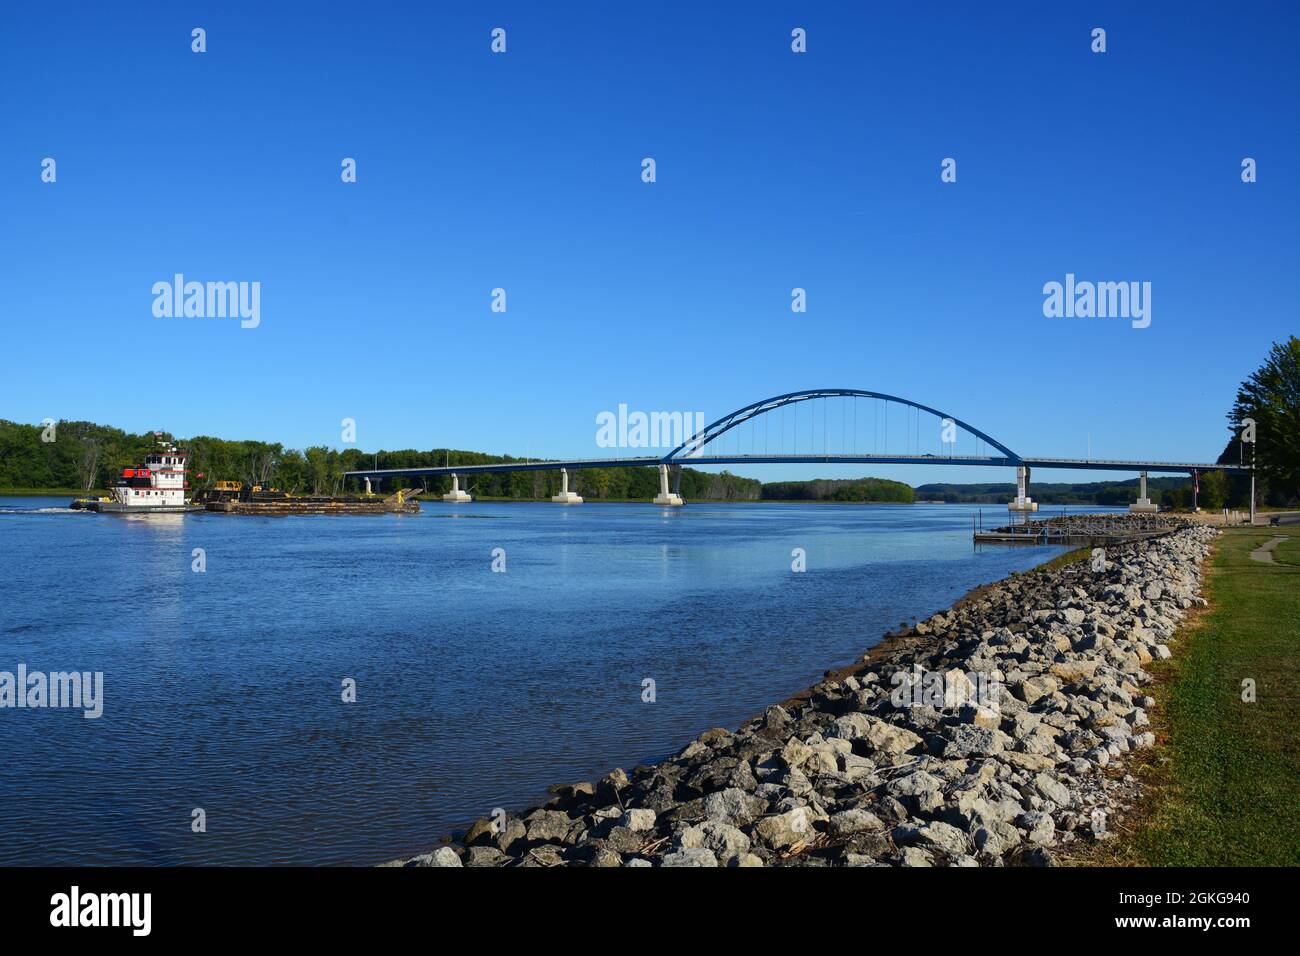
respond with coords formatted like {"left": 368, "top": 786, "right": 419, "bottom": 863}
{"left": 3, "top": 1, "right": 1296, "bottom": 485}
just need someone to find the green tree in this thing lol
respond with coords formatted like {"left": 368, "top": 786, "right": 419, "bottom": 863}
{"left": 304, "top": 446, "right": 338, "bottom": 494}
{"left": 1229, "top": 336, "right": 1300, "bottom": 503}
{"left": 1199, "top": 470, "right": 1227, "bottom": 511}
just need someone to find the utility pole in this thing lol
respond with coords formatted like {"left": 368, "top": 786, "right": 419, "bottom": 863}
{"left": 1239, "top": 418, "right": 1256, "bottom": 526}
{"left": 1249, "top": 444, "right": 1256, "bottom": 525}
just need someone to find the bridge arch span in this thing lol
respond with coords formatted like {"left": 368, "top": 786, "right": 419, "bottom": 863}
{"left": 661, "top": 388, "right": 1021, "bottom": 463}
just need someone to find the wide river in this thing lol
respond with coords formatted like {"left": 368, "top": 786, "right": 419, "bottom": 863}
{"left": 0, "top": 496, "right": 1113, "bottom": 865}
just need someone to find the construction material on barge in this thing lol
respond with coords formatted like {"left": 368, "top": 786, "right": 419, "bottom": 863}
{"left": 195, "top": 487, "right": 420, "bottom": 515}
{"left": 974, "top": 512, "right": 1183, "bottom": 547}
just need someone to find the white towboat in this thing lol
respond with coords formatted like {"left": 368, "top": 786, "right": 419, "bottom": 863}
{"left": 85, "top": 441, "right": 204, "bottom": 514}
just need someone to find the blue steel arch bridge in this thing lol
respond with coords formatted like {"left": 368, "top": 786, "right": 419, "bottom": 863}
{"left": 343, "top": 388, "right": 1248, "bottom": 508}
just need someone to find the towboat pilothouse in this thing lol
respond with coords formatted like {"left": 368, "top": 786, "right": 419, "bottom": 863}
{"left": 85, "top": 442, "right": 204, "bottom": 513}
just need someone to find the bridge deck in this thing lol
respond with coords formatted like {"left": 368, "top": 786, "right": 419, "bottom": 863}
{"left": 343, "top": 453, "right": 1249, "bottom": 481}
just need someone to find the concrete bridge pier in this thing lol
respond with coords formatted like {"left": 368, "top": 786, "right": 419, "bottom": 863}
{"left": 442, "top": 473, "right": 472, "bottom": 503}
{"left": 551, "top": 468, "right": 583, "bottom": 504}
{"left": 1130, "top": 470, "right": 1159, "bottom": 512}
{"left": 1008, "top": 465, "right": 1038, "bottom": 512}
{"left": 653, "top": 463, "right": 684, "bottom": 506}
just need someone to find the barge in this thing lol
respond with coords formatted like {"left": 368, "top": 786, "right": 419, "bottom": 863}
{"left": 70, "top": 444, "right": 420, "bottom": 516}
{"left": 194, "top": 486, "right": 420, "bottom": 514}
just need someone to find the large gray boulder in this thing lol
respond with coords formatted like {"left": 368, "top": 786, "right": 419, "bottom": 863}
{"left": 753, "top": 807, "right": 814, "bottom": 849}
{"left": 409, "top": 846, "right": 463, "bottom": 867}
{"left": 660, "top": 847, "right": 719, "bottom": 867}
{"left": 828, "top": 713, "right": 923, "bottom": 755}
{"left": 943, "top": 724, "right": 1010, "bottom": 758}
{"left": 703, "top": 787, "right": 767, "bottom": 826}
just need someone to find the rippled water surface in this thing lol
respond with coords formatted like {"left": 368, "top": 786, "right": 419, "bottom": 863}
{"left": 0, "top": 496, "right": 1108, "bottom": 865}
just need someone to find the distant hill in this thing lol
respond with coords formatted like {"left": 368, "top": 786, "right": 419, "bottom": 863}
{"left": 762, "top": 477, "right": 914, "bottom": 503}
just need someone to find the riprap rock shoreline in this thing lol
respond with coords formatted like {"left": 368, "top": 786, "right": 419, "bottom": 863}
{"left": 401, "top": 520, "right": 1216, "bottom": 867}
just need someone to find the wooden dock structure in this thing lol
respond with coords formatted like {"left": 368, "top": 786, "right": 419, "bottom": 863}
{"left": 973, "top": 513, "right": 1184, "bottom": 547}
